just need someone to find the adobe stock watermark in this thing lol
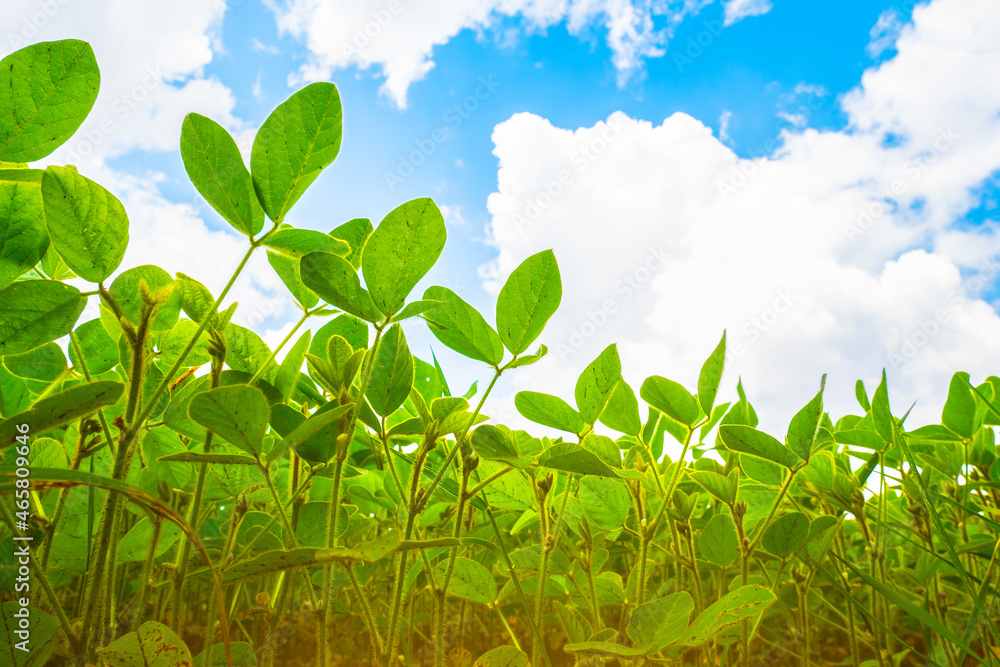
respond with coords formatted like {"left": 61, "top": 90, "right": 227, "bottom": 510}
{"left": 729, "top": 288, "right": 799, "bottom": 358}
{"left": 844, "top": 126, "right": 960, "bottom": 242}
{"left": 64, "top": 65, "right": 166, "bottom": 163}
{"left": 672, "top": 17, "right": 726, "bottom": 73}
{"left": 554, "top": 244, "right": 669, "bottom": 360}
{"left": 511, "top": 117, "right": 627, "bottom": 234}
{"left": 339, "top": 1, "right": 402, "bottom": 59}
{"left": 888, "top": 253, "right": 999, "bottom": 370}
{"left": 7, "top": 0, "right": 72, "bottom": 49}
{"left": 384, "top": 75, "right": 501, "bottom": 191}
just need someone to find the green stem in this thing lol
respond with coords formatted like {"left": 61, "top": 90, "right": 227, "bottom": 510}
{"left": 132, "top": 516, "right": 162, "bottom": 630}
{"left": 435, "top": 465, "right": 472, "bottom": 667}
{"left": 248, "top": 307, "right": 314, "bottom": 385}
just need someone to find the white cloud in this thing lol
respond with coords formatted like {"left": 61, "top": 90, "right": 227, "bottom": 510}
{"left": 267, "top": 0, "right": 707, "bottom": 108}
{"left": 867, "top": 8, "right": 904, "bottom": 58}
{"left": 722, "top": 0, "right": 773, "bottom": 27}
{"left": 481, "top": 0, "right": 1000, "bottom": 440}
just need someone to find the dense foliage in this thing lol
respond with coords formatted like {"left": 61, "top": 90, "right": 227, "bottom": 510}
{"left": 0, "top": 38, "right": 998, "bottom": 667}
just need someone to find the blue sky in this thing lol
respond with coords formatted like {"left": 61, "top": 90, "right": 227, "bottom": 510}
{"left": 4, "top": 0, "right": 999, "bottom": 437}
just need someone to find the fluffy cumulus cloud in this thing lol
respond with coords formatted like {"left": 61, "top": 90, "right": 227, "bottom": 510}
{"left": 268, "top": 0, "right": 709, "bottom": 108}
{"left": 0, "top": 1, "right": 286, "bottom": 333}
{"left": 481, "top": 0, "right": 1000, "bottom": 437}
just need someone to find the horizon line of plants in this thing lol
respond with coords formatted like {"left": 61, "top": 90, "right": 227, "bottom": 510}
{"left": 0, "top": 38, "right": 998, "bottom": 667}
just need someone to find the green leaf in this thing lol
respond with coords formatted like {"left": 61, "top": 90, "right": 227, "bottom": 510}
{"left": 157, "top": 451, "right": 259, "bottom": 466}
{"left": 367, "top": 324, "right": 414, "bottom": 418}
{"left": 677, "top": 585, "right": 776, "bottom": 646}
{"left": 276, "top": 330, "right": 311, "bottom": 403}
{"left": 719, "top": 424, "right": 800, "bottom": 469}
{"left": 330, "top": 217, "right": 373, "bottom": 270}
{"left": 423, "top": 285, "right": 503, "bottom": 365}
{"left": 698, "top": 330, "right": 726, "bottom": 416}
{"left": 300, "top": 251, "right": 382, "bottom": 323}
{"left": 191, "top": 643, "right": 257, "bottom": 667}
{"left": 563, "top": 642, "right": 645, "bottom": 657}
{"left": 0, "top": 170, "right": 48, "bottom": 289}
{"left": 264, "top": 227, "right": 349, "bottom": 257}
{"left": 0, "top": 380, "right": 123, "bottom": 448}
{"left": 251, "top": 81, "right": 342, "bottom": 222}
{"left": 0, "top": 280, "right": 84, "bottom": 355}
{"left": 496, "top": 250, "right": 561, "bottom": 355}
{"left": 3, "top": 342, "right": 66, "bottom": 381}
{"left": 435, "top": 556, "right": 497, "bottom": 604}
{"left": 280, "top": 403, "right": 352, "bottom": 464}
{"left": 99, "top": 621, "right": 191, "bottom": 667}
{"left": 942, "top": 371, "right": 975, "bottom": 439}
{"left": 40, "top": 165, "right": 130, "bottom": 283}
{"left": 514, "top": 391, "right": 584, "bottom": 434}
{"left": 180, "top": 112, "right": 263, "bottom": 237}
{"left": 871, "top": 370, "right": 893, "bottom": 442}
{"left": 472, "top": 646, "right": 529, "bottom": 667}
{"left": 688, "top": 470, "right": 738, "bottom": 505}
{"left": 0, "top": 40, "right": 100, "bottom": 162}
{"left": 786, "top": 374, "right": 826, "bottom": 461}
{"left": 68, "top": 318, "right": 117, "bottom": 374}
{"left": 641, "top": 376, "right": 700, "bottom": 427}
{"left": 698, "top": 513, "right": 740, "bottom": 566}
{"left": 108, "top": 265, "right": 180, "bottom": 331}
{"left": 117, "top": 517, "right": 182, "bottom": 564}
{"left": 224, "top": 323, "right": 278, "bottom": 383}
{"left": 471, "top": 424, "right": 529, "bottom": 468}
{"left": 578, "top": 476, "right": 630, "bottom": 532}
{"left": 362, "top": 197, "right": 446, "bottom": 316}
{"left": 0, "top": 601, "right": 57, "bottom": 667}
{"left": 761, "top": 512, "right": 810, "bottom": 559}
{"left": 536, "top": 442, "right": 643, "bottom": 479}
{"left": 188, "top": 385, "right": 270, "bottom": 456}
{"left": 627, "top": 592, "right": 694, "bottom": 651}
{"left": 575, "top": 344, "right": 621, "bottom": 424}
{"left": 599, "top": 379, "right": 641, "bottom": 436}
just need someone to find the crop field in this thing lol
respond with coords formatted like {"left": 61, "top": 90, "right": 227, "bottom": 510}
{"left": 1, "top": 38, "right": 999, "bottom": 667}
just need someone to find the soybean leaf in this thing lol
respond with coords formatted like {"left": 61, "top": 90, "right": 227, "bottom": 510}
{"left": 536, "top": 442, "right": 643, "bottom": 479}
{"left": 108, "top": 265, "right": 180, "bottom": 331}
{"left": 942, "top": 371, "right": 975, "bottom": 439}
{"left": 435, "top": 557, "right": 497, "bottom": 605}
{"left": 626, "top": 592, "right": 694, "bottom": 652}
{"left": 69, "top": 318, "right": 118, "bottom": 374}
{"left": 599, "top": 379, "right": 641, "bottom": 436}
{"left": 0, "top": 380, "right": 123, "bottom": 448}
{"left": 496, "top": 250, "right": 561, "bottom": 355}
{"left": 180, "top": 112, "right": 263, "bottom": 237}
{"left": 688, "top": 470, "right": 737, "bottom": 505}
{"left": 251, "top": 81, "right": 342, "bottom": 222}
{"left": 366, "top": 324, "right": 414, "bottom": 418}
{"left": 264, "top": 227, "right": 349, "bottom": 257}
{"left": 698, "top": 513, "right": 740, "bottom": 566}
{"left": 157, "top": 452, "right": 258, "bottom": 466}
{"left": 301, "top": 251, "right": 382, "bottom": 323}
{"left": 330, "top": 217, "right": 372, "bottom": 270}
{"left": 473, "top": 646, "right": 529, "bottom": 667}
{"left": 786, "top": 374, "right": 826, "bottom": 462}
{"left": 471, "top": 424, "right": 529, "bottom": 468}
{"left": 0, "top": 170, "right": 47, "bottom": 289}
{"left": 641, "top": 376, "right": 700, "bottom": 427}
{"left": 4, "top": 342, "right": 66, "bottom": 382}
{"left": 188, "top": 385, "right": 270, "bottom": 457}
{"left": 423, "top": 285, "right": 503, "bottom": 365}
{"left": 578, "top": 476, "right": 630, "bottom": 532}
{"left": 0, "top": 601, "right": 57, "bottom": 667}
{"left": 761, "top": 512, "right": 810, "bottom": 559}
{"left": 677, "top": 585, "right": 776, "bottom": 646}
{"left": 0, "top": 40, "right": 100, "bottom": 162}
{"left": 99, "top": 621, "right": 190, "bottom": 667}
{"left": 575, "top": 344, "right": 621, "bottom": 424}
{"left": 275, "top": 330, "right": 311, "bottom": 403}
{"left": 279, "top": 403, "right": 352, "bottom": 464}
{"left": 362, "top": 197, "right": 446, "bottom": 316}
{"left": 719, "top": 424, "right": 800, "bottom": 469}
{"left": 871, "top": 370, "right": 893, "bottom": 442}
{"left": 698, "top": 330, "right": 726, "bottom": 416}
{"left": 191, "top": 643, "right": 257, "bottom": 667}
{"left": 117, "top": 518, "right": 181, "bottom": 564}
{"left": 514, "top": 391, "right": 584, "bottom": 435}
{"left": 0, "top": 280, "right": 84, "bottom": 355}
{"left": 563, "top": 642, "right": 645, "bottom": 657}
